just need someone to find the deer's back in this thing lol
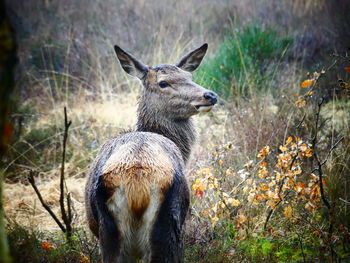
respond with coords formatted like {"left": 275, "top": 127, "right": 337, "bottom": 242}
{"left": 85, "top": 131, "right": 186, "bottom": 258}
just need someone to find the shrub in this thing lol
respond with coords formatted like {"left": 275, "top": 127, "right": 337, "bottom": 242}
{"left": 195, "top": 25, "right": 292, "bottom": 97}
{"left": 191, "top": 61, "right": 350, "bottom": 262}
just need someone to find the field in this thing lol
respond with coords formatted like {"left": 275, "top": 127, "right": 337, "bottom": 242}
{"left": 2, "top": 0, "right": 350, "bottom": 262}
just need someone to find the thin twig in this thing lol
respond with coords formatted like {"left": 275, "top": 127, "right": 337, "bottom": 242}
{"left": 320, "top": 137, "right": 344, "bottom": 166}
{"left": 311, "top": 136, "right": 344, "bottom": 174}
{"left": 264, "top": 154, "right": 297, "bottom": 229}
{"left": 311, "top": 99, "right": 324, "bottom": 148}
{"left": 296, "top": 114, "right": 306, "bottom": 129}
{"left": 67, "top": 192, "right": 73, "bottom": 225}
{"left": 296, "top": 231, "right": 306, "bottom": 263}
{"left": 28, "top": 171, "right": 66, "bottom": 233}
{"left": 310, "top": 98, "right": 338, "bottom": 262}
{"left": 339, "top": 198, "right": 350, "bottom": 205}
{"left": 315, "top": 153, "right": 331, "bottom": 210}
{"left": 60, "top": 107, "right": 72, "bottom": 238}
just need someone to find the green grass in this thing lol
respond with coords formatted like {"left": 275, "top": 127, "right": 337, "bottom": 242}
{"left": 195, "top": 25, "right": 292, "bottom": 97}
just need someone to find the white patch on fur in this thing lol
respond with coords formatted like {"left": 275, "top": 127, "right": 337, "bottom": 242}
{"left": 107, "top": 183, "right": 161, "bottom": 260}
{"left": 196, "top": 105, "right": 213, "bottom": 112}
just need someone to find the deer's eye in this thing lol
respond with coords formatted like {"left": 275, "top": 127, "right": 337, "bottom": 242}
{"left": 159, "top": 81, "right": 170, "bottom": 88}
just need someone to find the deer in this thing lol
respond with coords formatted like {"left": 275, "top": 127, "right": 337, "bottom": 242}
{"left": 85, "top": 43, "right": 218, "bottom": 263}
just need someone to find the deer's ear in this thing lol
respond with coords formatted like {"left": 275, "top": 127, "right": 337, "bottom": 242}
{"left": 114, "top": 45, "right": 148, "bottom": 79}
{"left": 175, "top": 43, "right": 208, "bottom": 72}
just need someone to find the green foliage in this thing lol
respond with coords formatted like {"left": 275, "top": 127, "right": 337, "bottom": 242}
{"left": 23, "top": 125, "right": 57, "bottom": 146}
{"left": 237, "top": 237, "right": 274, "bottom": 261}
{"left": 261, "top": 239, "right": 273, "bottom": 257}
{"left": 195, "top": 25, "right": 292, "bottom": 97}
{"left": 225, "top": 222, "right": 236, "bottom": 241}
{"left": 7, "top": 225, "right": 43, "bottom": 263}
{"left": 7, "top": 225, "right": 99, "bottom": 263}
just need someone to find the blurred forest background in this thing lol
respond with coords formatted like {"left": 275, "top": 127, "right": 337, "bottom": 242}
{"left": 1, "top": 0, "right": 350, "bottom": 262}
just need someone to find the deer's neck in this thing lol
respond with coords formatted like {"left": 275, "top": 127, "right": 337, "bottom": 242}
{"left": 136, "top": 104, "right": 196, "bottom": 164}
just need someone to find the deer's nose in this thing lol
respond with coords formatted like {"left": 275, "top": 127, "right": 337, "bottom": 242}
{"left": 203, "top": 91, "right": 218, "bottom": 105}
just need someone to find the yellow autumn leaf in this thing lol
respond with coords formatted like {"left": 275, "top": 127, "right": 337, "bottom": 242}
{"left": 275, "top": 172, "right": 282, "bottom": 181}
{"left": 301, "top": 79, "right": 313, "bottom": 88}
{"left": 213, "top": 179, "right": 219, "bottom": 188}
{"left": 257, "top": 146, "right": 270, "bottom": 159}
{"left": 79, "top": 255, "right": 89, "bottom": 263}
{"left": 305, "top": 150, "right": 312, "bottom": 158}
{"left": 236, "top": 214, "right": 247, "bottom": 224}
{"left": 243, "top": 186, "right": 249, "bottom": 194}
{"left": 294, "top": 169, "right": 302, "bottom": 175}
{"left": 283, "top": 205, "right": 293, "bottom": 219}
{"left": 296, "top": 182, "right": 305, "bottom": 193}
{"left": 286, "top": 136, "right": 293, "bottom": 145}
{"left": 211, "top": 216, "right": 219, "bottom": 222}
{"left": 258, "top": 167, "right": 268, "bottom": 179}
{"left": 260, "top": 184, "right": 269, "bottom": 191}
{"left": 295, "top": 97, "right": 307, "bottom": 108}
{"left": 260, "top": 161, "right": 267, "bottom": 168}
{"left": 299, "top": 143, "right": 308, "bottom": 152}
{"left": 268, "top": 181, "right": 276, "bottom": 187}
{"left": 247, "top": 192, "right": 256, "bottom": 203}
{"left": 41, "top": 241, "right": 54, "bottom": 251}
{"left": 267, "top": 199, "right": 277, "bottom": 208}
{"left": 196, "top": 168, "right": 212, "bottom": 175}
{"left": 192, "top": 178, "right": 206, "bottom": 192}
{"left": 228, "top": 198, "right": 240, "bottom": 207}
{"left": 279, "top": 145, "right": 288, "bottom": 152}
{"left": 225, "top": 168, "right": 235, "bottom": 176}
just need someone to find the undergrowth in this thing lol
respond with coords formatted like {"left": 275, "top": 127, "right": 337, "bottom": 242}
{"left": 190, "top": 57, "right": 350, "bottom": 262}
{"left": 7, "top": 224, "right": 99, "bottom": 263}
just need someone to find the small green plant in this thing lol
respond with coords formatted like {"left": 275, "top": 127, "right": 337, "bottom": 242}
{"left": 195, "top": 25, "right": 292, "bottom": 97}
{"left": 237, "top": 237, "right": 274, "bottom": 261}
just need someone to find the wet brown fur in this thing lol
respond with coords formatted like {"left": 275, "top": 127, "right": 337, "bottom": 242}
{"left": 102, "top": 141, "right": 174, "bottom": 218}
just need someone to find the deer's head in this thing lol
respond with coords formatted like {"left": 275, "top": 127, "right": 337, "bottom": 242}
{"left": 114, "top": 43, "right": 217, "bottom": 120}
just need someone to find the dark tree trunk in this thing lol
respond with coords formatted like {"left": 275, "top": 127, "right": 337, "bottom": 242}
{"left": 0, "top": 0, "right": 17, "bottom": 262}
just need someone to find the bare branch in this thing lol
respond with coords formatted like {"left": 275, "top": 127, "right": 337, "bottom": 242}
{"left": 67, "top": 192, "right": 73, "bottom": 225}
{"left": 339, "top": 198, "right": 350, "bottom": 205}
{"left": 60, "top": 107, "right": 73, "bottom": 238}
{"left": 28, "top": 171, "right": 66, "bottom": 233}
